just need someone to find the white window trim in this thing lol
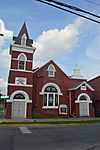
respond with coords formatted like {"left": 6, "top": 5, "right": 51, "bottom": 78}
{"left": 11, "top": 58, "right": 33, "bottom": 63}
{"left": 9, "top": 90, "right": 30, "bottom": 118}
{"left": 47, "top": 64, "right": 56, "bottom": 77}
{"left": 7, "top": 99, "right": 32, "bottom": 103}
{"left": 59, "top": 104, "right": 67, "bottom": 115}
{"left": 80, "top": 86, "right": 87, "bottom": 90}
{"left": 21, "top": 33, "right": 27, "bottom": 47}
{"left": 48, "top": 71, "right": 55, "bottom": 77}
{"left": 11, "top": 44, "right": 36, "bottom": 53}
{"left": 18, "top": 53, "right": 27, "bottom": 61}
{"left": 40, "top": 82, "right": 63, "bottom": 95}
{"left": 18, "top": 53, "right": 27, "bottom": 70}
{"left": 10, "top": 90, "right": 29, "bottom": 100}
{"left": 40, "top": 83, "right": 63, "bottom": 109}
{"left": 75, "top": 93, "right": 92, "bottom": 103}
{"left": 15, "top": 77, "right": 27, "bottom": 86}
{"left": 43, "top": 92, "right": 59, "bottom": 108}
{"left": 8, "top": 83, "right": 33, "bottom": 87}
{"left": 10, "top": 69, "right": 33, "bottom": 73}
{"left": 42, "top": 106, "right": 58, "bottom": 109}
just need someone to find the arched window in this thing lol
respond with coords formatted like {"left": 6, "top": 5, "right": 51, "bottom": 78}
{"left": 76, "top": 93, "right": 92, "bottom": 103}
{"left": 47, "top": 64, "right": 56, "bottom": 77}
{"left": 43, "top": 86, "right": 58, "bottom": 107}
{"left": 21, "top": 33, "right": 27, "bottom": 46}
{"left": 44, "top": 86, "right": 58, "bottom": 92}
{"left": 18, "top": 54, "right": 26, "bottom": 70}
{"left": 13, "top": 93, "right": 25, "bottom": 99}
{"left": 79, "top": 95, "right": 87, "bottom": 101}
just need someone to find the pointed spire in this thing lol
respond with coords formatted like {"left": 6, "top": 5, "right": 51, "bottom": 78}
{"left": 71, "top": 64, "right": 84, "bottom": 79}
{"left": 18, "top": 22, "right": 29, "bottom": 39}
{"left": 13, "top": 22, "right": 33, "bottom": 47}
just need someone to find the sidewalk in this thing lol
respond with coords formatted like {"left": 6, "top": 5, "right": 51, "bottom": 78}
{"left": 0, "top": 117, "right": 100, "bottom": 123}
{"left": 33, "top": 117, "right": 100, "bottom": 123}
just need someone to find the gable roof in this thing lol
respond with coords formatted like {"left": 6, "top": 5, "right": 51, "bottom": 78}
{"left": 88, "top": 76, "right": 100, "bottom": 83}
{"left": 33, "top": 60, "right": 70, "bottom": 78}
{"left": 88, "top": 76, "right": 100, "bottom": 101}
{"left": 18, "top": 22, "right": 29, "bottom": 39}
{"left": 69, "top": 81, "right": 94, "bottom": 91}
{"left": 33, "top": 60, "right": 94, "bottom": 91}
{"left": 13, "top": 22, "right": 33, "bottom": 47}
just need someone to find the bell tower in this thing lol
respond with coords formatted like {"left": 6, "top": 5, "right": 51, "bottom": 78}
{"left": 6, "top": 23, "right": 36, "bottom": 119}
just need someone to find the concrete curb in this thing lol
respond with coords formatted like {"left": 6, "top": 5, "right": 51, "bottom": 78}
{"left": 0, "top": 118, "right": 100, "bottom": 127}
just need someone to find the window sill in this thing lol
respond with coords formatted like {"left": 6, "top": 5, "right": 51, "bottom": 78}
{"left": 59, "top": 112, "right": 67, "bottom": 115}
{"left": 42, "top": 106, "right": 58, "bottom": 109}
{"left": 48, "top": 75, "right": 55, "bottom": 78}
{"left": 75, "top": 100, "right": 92, "bottom": 103}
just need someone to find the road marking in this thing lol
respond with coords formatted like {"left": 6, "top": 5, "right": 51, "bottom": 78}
{"left": 19, "top": 127, "right": 32, "bottom": 134}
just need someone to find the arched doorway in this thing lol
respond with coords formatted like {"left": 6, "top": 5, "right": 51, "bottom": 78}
{"left": 11, "top": 90, "right": 29, "bottom": 118}
{"left": 77, "top": 94, "right": 92, "bottom": 117}
{"left": 12, "top": 93, "right": 25, "bottom": 118}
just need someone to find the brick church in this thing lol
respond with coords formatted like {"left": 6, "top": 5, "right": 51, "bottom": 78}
{"left": 6, "top": 23, "right": 96, "bottom": 119}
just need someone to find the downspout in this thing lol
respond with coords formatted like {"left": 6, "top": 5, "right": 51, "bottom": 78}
{"left": 69, "top": 90, "right": 76, "bottom": 118}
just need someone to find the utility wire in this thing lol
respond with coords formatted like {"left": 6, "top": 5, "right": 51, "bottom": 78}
{"left": 36, "top": 0, "right": 100, "bottom": 24}
{"left": 84, "top": 0, "right": 100, "bottom": 7}
{"left": 43, "top": 0, "right": 100, "bottom": 18}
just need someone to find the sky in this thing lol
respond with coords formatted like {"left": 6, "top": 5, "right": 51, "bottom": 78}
{"left": 0, "top": 0, "right": 100, "bottom": 94}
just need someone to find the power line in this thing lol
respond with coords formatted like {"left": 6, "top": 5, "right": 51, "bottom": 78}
{"left": 84, "top": 0, "right": 100, "bottom": 7}
{"left": 43, "top": 0, "right": 100, "bottom": 18}
{"left": 36, "top": 0, "right": 100, "bottom": 24}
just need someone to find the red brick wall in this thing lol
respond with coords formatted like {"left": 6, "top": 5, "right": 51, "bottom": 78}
{"left": 8, "top": 71, "right": 33, "bottom": 85}
{"left": 6, "top": 47, "right": 34, "bottom": 119}
{"left": 89, "top": 76, "right": 100, "bottom": 101}
{"left": 12, "top": 51, "right": 33, "bottom": 61}
{"left": 11, "top": 60, "right": 18, "bottom": 69}
{"left": 88, "top": 77, "right": 100, "bottom": 116}
{"left": 5, "top": 102, "right": 12, "bottom": 119}
{"left": 74, "top": 89, "right": 93, "bottom": 101}
{"left": 71, "top": 89, "right": 94, "bottom": 117}
{"left": 33, "top": 61, "right": 71, "bottom": 117}
{"left": 10, "top": 51, "right": 33, "bottom": 71}
{"left": 8, "top": 86, "right": 33, "bottom": 100}
{"left": 27, "top": 103, "right": 32, "bottom": 119}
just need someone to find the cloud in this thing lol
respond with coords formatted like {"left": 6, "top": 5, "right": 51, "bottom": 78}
{"left": 86, "top": 36, "right": 100, "bottom": 60}
{"left": 0, "top": 78, "right": 4, "bottom": 87}
{"left": 0, "top": 19, "right": 13, "bottom": 94}
{"left": 33, "top": 18, "right": 84, "bottom": 64}
{"left": 0, "top": 19, "right": 12, "bottom": 70}
{"left": 0, "top": 19, "right": 13, "bottom": 38}
{"left": 0, "top": 49, "right": 10, "bottom": 70}
{"left": 0, "top": 49, "right": 10, "bottom": 94}
{"left": 0, "top": 19, "right": 13, "bottom": 48}
{"left": 0, "top": 18, "right": 84, "bottom": 93}
{"left": 0, "top": 77, "right": 7, "bottom": 94}
{"left": 82, "top": 61, "right": 100, "bottom": 80}
{"left": 33, "top": 60, "right": 45, "bottom": 69}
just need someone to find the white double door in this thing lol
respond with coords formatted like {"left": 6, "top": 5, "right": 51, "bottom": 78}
{"left": 12, "top": 101, "right": 26, "bottom": 118}
{"left": 79, "top": 102, "right": 89, "bottom": 117}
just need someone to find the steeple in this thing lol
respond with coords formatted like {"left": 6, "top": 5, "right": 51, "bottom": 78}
{"left": 71, "top": 65, "right": 84, "bottom": 79}
{"left": 18, "top": 22, "right": 29, "bottom": 39}
{"left": 13, "top": 22, "right": 33, "bottom": 47}
{"left": 7, "top": 22, "right": 36, "bottom": 119}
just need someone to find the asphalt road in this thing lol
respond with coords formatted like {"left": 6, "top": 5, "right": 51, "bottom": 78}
{"left": 0, "top": 124, "right": 100, "bottom": 150}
